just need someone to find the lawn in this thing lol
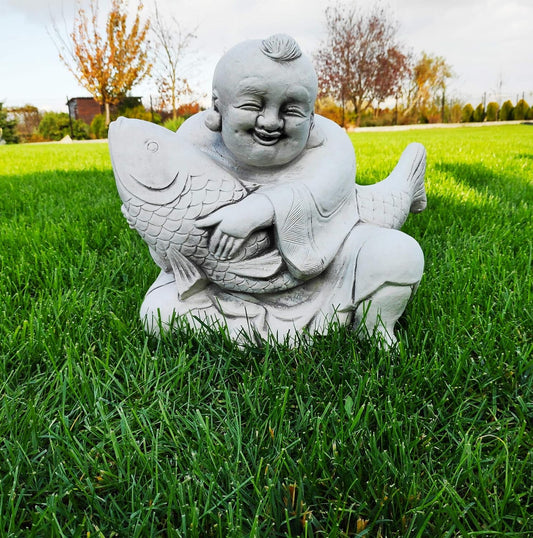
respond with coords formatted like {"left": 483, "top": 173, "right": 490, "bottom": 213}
{"left": 0, "top": 125, "right": 531, "bottom": 537}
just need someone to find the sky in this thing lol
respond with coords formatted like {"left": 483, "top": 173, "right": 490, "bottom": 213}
{"left": 1, "top": 0, "right": 532, "bottom": 112}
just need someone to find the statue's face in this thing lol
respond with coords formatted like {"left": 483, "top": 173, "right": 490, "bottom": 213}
{"left": 215, "top": 51, "right": 317, "bottom": 168}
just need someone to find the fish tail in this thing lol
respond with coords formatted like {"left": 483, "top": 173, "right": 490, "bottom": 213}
{"left": 405, "top": 143, "right": 427, "bottom": 214}
{"left": 355, "top": 142, "right": 427, "bottom": 230}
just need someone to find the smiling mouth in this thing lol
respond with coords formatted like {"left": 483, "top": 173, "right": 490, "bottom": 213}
{"left": 252, "top": 129, "right": 283, "bottom": 146}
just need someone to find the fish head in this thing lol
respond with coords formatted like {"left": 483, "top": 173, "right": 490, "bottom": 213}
{"left": 109, "top": 117, "right": 188, "bottom": 204}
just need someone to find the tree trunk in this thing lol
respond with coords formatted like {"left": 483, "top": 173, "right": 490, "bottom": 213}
{"left": 105, "top": 101, "right": 111, "bottom": 126}
{"left": 172, "top": 85, "right": 177, "bottom": 120}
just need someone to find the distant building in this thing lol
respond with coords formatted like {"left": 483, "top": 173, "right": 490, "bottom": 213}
{"left": 66, "top": 96, "right": 143, "bottom": 125}
{"left": 67, "top": 97, "right": 102, "bottom": 125}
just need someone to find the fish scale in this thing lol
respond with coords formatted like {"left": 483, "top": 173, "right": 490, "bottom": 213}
{"left": 121, "top": 172, "right": 302, "bottom": 293}
{"left": 356, "top": 190, "right": 411, "bottom": 229}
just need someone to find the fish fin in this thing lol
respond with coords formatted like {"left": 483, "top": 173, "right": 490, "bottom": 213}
{"left": 356, "top": 142, "right": 427, "bottom": 228}
{"left": 148, "top": 246, "right": 171, "bottom": 272}
{"left": 168, "top": 246, "right": 208, "bottom": 300}
{"left": 229, "top": 250, "right": 283, "bottom": 278}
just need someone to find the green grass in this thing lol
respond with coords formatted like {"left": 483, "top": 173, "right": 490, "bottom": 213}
{"left": 0, "top": 125, "right": 531, "bottom": 537}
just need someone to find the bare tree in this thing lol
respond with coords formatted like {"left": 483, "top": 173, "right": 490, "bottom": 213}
{"left": 52, "top": 0, "right": 152, "bottom": 125}
{"left": 151, "top": 3, "right": 196, "bottom": 120}
{"left": 315, "top": 2, "right": 410, "bottom": 126}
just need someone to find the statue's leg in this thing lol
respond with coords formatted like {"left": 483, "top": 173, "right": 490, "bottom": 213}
{"left": 140, "top": 271, "right": 213, "bottom": 335}
{"left": 353, "top": 228, "right": 424, "bottom": 346}
{"left": 140, "top": 270, "right": 268, "bottom": 340}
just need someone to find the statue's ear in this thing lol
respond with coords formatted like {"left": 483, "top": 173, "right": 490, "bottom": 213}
{"left": 306, "top": 115, "right": 325, "bottom": 148}
{"left": 205, "top": 92, "right": 222, "bottom": 132}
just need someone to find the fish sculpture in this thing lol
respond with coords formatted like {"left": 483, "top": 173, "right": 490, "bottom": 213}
{"left": 109, "top": 117, "right": 426, "bottom": 299}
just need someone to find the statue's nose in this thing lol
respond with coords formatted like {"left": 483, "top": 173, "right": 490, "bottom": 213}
{"left": 256, "top": 109, "right": 283, "bottom": 132}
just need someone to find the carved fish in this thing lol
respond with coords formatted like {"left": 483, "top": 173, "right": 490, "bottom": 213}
{"left": 108, "top": 117, "right": 302, "bottom": 298}
{"left": 109, "top": 118, "right": 426, "bottom": 299}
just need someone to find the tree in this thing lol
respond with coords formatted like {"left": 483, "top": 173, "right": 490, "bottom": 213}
{"left": 404, "top": 52, "right": 452, "bottom": 122}
{"left": 499, "top": 100, "right": 514, "bottom": 121}
{"left": 151, "top": 2, "right": 196, "bottom": 120}
{"left": 315, "top": 2, "right": 410, "bottom": 126}
{"left": 53, "top": 0, "right": 152, "bottom": 125}
{"left": 0, "top": 103, "right": 19, "bottom": 144}
{"left": 8, "top": 105, "right": 41, "bottom": 142}
{"left": 486, "top": 101, "right": 499, "bottom": 121}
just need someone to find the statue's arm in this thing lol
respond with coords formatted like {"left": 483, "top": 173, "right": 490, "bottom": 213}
{"left": 256, "top": 116, "right": 358, "bottom": 279}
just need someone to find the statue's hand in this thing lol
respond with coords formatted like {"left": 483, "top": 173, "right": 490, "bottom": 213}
{"left": 197, "top": 194, "right": 274, "bottom": 260}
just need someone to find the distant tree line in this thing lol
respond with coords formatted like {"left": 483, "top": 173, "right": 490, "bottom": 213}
{"left": 459, "top": 99, "right": 532, "bottom": 124}
{"left": 0, "top": 99, "right": 201, "bottom": 143}
{"left": 313, "top": 2, "right": 532, "bottom": 128}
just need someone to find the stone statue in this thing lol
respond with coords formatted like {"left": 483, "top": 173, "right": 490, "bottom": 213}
{"left": 108, "top": 34, "right": 427, "bottom": 347}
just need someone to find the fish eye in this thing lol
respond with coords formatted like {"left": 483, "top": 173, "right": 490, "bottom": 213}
{"left": 146, "top": 140, "right": 159, "bottom": 153}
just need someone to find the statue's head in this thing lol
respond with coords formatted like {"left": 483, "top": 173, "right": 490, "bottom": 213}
{"left": 206, "top": 34, "right": 318, "bottom": 168}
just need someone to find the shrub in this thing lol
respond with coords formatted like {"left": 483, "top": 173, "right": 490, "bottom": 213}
{"left": 163, "top": 117, "right": 185, "bottom": 132}
{"left": 449, "top": 103, "right": 463, "bottom": 123}
{"left": 38, "top": 112, "right": 89, "bottom": 141}
{"left": 117, "top": 96, "right": 143, "bottom": 113}
{"left": 527, "top": 106, "right": 533, "bottom": 120}
{"left": 461, "top": 104, "right": 474, "bottom": 123}
{"left": 512, "top": 99, "right": 529, "bottom": 120}
{"left": 472, "top": 103, "right": 485, "bottom": 122}
{"left": 485, "top": 102, "right": 499, "bottom": 121}
{"left": 90, "top": 114, "right": 108, "bottom": 139}
{"left": 121, "top": 105, "right": 152, "bottom": 122}
{"left": 176, "top": 102, "right": 201, "bottom": 118}
{"left": 315, "top": 97, "right": 345, "bottom": 126}
{"left": 499, "top": 100, "right": 514, "bottom": 121}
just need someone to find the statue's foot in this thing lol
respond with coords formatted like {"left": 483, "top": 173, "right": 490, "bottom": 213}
{"left": 374, "top": 324, "right": 398, "bottom": 349}
{"left": 354, "top": 284, "right": 414, "bottom": 350}
{"left": 140, "top": 271, "right": 213, "bottom": 335}
{"left": 352, "top": 226, "right": 424, "bottom": 349}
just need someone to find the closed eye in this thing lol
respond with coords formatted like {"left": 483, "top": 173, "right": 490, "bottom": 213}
{"left": 283, "top": 106, "right": 306, "bottom": 117}
{"left": 236, "top": 102, "right": 263, "bottom": 111}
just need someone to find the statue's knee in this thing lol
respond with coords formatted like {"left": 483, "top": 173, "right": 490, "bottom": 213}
{"left": 390, "top": 232, "right": 424, "bottom": 283}
{"left": 357, "top": 229, "right": 424, "bottom": 285}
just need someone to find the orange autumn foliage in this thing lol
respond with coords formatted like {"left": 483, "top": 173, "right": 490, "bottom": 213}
{"left": 56, "top": 0, "right": 152, "bottom": 125}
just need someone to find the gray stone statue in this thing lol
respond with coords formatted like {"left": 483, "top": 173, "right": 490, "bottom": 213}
{"left": 109, "top": 34, "right": 427, "bottom": 347}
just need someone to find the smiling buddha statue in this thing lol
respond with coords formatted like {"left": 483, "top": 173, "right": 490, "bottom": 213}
{"left": 109, "top": 34, "right": 427, "bottom": 347}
